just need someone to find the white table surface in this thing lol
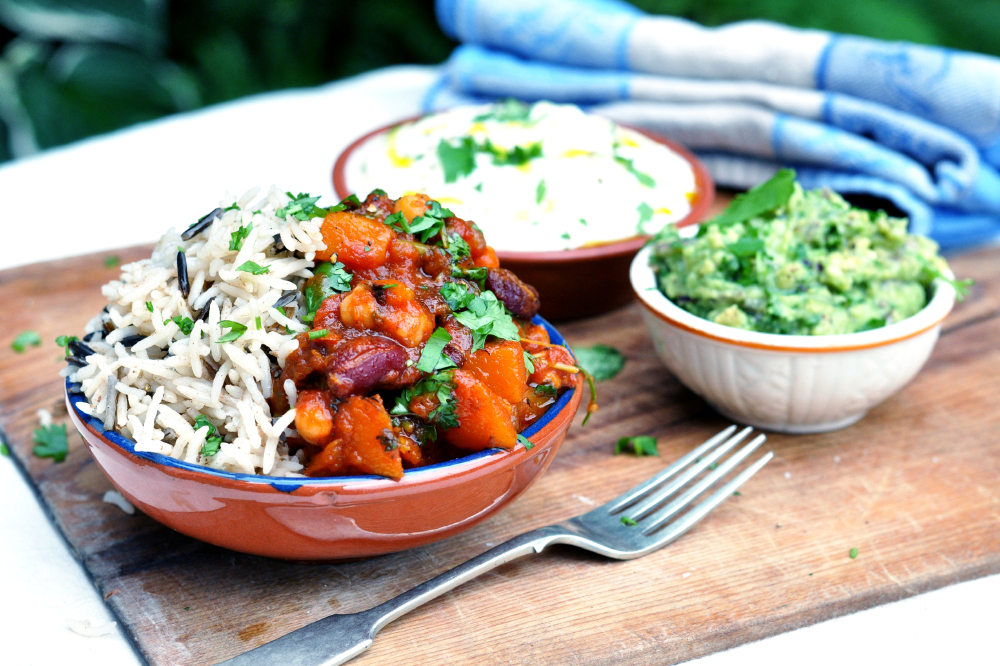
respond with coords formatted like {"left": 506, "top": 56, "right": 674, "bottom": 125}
{"left": 0, "top": 65, "right": 995, "bottom": 666}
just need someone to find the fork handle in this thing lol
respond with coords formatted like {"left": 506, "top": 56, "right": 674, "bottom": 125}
{"left": 218, "top": 524, "right": 572, "bottom": 666}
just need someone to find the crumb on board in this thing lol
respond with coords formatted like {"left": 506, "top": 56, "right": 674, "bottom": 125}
{"left": 103, "top": 490, "right": 135, "bottom": 515}
{"left": 67, "top": 618, "right": 117, "bottom": 637}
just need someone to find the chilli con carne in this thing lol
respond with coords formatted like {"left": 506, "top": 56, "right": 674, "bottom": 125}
{"left": 273, "top": 190, "right": 579, "bottom": 480}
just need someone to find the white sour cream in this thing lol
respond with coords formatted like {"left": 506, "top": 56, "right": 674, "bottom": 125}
{"left": 345, "top": 101, "right": 698, "bottom": 253}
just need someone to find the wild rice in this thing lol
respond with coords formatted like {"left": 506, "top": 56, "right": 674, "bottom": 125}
{"left": 65, "top": 186, "right": 327, "bottom": 477}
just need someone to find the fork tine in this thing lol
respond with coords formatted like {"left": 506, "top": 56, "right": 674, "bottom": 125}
{"left": 622, "top": 426, "right": 753, "bottom": 519}
{"left": 642, "top": 450, "right": 773, "bottom": 539}
{"left": 636, "top": 434, "right": 766, "bottom": 530}
{"left": 607, "top": 425, "right": 739, "bottom": 515}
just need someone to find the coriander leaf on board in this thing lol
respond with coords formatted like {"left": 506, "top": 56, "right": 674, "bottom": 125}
{"left": 573, "top": 344, "right": 625, "bottom": 382}
{"left": 615, "top": 436, "right": 659, "bottom": 456}
{"left": 33, "top": 423, "right": 68, "bottom": 462}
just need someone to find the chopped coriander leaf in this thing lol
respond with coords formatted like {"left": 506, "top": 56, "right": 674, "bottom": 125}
{"left": 615, "top": 436, "right": 658, "bottom": 456}
{"left": 32, "top": 423, "right": 68, "bottom": 462}
{"left": 451, "top": 265, "right": 488, "bottom": 288}
{"left": 732, "top": 491, "right": 742, "bottom": 496}
{"left": 614, "top": 155, "right": 655, "bottom": 187}
{"left": 169, "top": 316, "right": 195, "bottom": 335}
{"left": 535, "top": 179, "right": 546, "bottom": 204}
{"left": 579, "top": 218, "right": 588, "bottom": 226}
{"left": 560, "top": 232, "right": 571, "bottom": 241}
{"left": 104, "top": 255, "right": 120, "bottom": 268}
{"left": 330, "top": 194, "right": 361, "bottom": 212}
{"left": 383, "top": 211, "right": 410, "bottom": 234}
{"left": 437, "top": 136, "right": 478, "bottom": 183}
{"left": 621, "top": 516, "right": 637, "bottom": 527}
{"left": 485, "top": 139, "right": 543, "bottom": 166}
{"left": 193, "top": 415, "right": 224, "bottom": 457}
{"left": 441, "top": 282, "right": 476, "bottom": 311}
{"left": 1, "top": 441, "right": 8, "bottom": 456}
{"left": 572, "top": 345, "right": 625, "bottom": 382}
{"left": 446, "top": 233, "right": 471, "bottom": 259}
{"left": 523, "top": 350, "right": 535, "bottom": 373}
{"left": 452, "top": 291, "right": 520, "bottom": 352}
{"left": 416, "top": 327, "right": 457, "bottom": 373}
{"left": 707, "top": 462, "right": 718, "bottom": 470}
{"left": 849, "top": 547, "right": 859, "bottom": 559}
{"left": 517, "top": 434, "right": 534, "bottom": 450}
{"left": 224, "top": 202, "right": 240, "bottom": 211}
{"left": 229, "top": 223, "right": 252, "bottom": 251}
{"left": 534, "top": 383, "right": 557, "bottom": 397}
{"left": 474, "top": 182, "right": 483, "bottom": 192}
{"left": 408, "top": 200, "right": 455, "bottom": 243}
{"left": 146, "top": 301, "right": 154, "bottom": 313}
{"left": 12, "top": 330, "right": 42, "bottom": 353}
{"left": 193, "top": 414, "right": 216, "bottom": 435}
{"left": 308, "top": 329, "right": 329, "bottom": 340}
{"left": 276, "top": 192, "right": 336, "bottom": 220}
{"left": 474, "top": 98, "right": 533, "bottom": 123}
{"left": 637, "top": 202, "right": 654, "bottom": 234}
{"left": 56, "top": 335, "right": 76, "bottom": 347}
{"left": 255, "top": 316, "right": 262, "bottom": 330}
{"left": 217, "top": 320, "right": 247, "bottom": 343}
{"left": 392, "top": 370, "right": 458, "bottom": 429}
{"left": 373, "top": 283, "right": 399, "bottom": 290}
{"left": 303, "top": 261, "right": 353, "bottom": 321}
{"left": 236, "top": 260, "right": 269, "bottom": 275}
{"left": 200, "top": 437, "right": 222, "bottom": 457}
{"left": 710, "top": 168, "right": 795, "bottom": 228}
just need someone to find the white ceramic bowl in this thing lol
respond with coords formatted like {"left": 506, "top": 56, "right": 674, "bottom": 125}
{"left": 630, "top": 245, "right": 956, "bottom": 433}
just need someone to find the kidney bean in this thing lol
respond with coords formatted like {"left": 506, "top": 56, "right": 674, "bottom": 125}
{"left": 326, "top": 336, "right": 408, "bottom": 398}
{"left": 485, "top": 268, "right": 541, "bottom": 319}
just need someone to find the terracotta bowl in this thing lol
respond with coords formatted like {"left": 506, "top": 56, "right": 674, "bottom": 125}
{"left": 333, "top": 116, "right": 715, "bottom": 322}
{"left": 66, "top": 317, "right": 582, "bottom": 561}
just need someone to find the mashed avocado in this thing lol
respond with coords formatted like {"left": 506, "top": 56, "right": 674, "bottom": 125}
{"left": 649, "top": 171, "right": 959, "bottom": 335}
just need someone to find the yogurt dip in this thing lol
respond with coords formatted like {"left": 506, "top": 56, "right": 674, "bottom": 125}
{"left": 344, "top": 101, "right": 698, "bottom": 253}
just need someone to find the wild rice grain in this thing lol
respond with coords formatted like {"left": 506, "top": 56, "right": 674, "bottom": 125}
{"left": 177, "top": 250, "right": 190, "bottom": 299}
{"left": 182, "top": 207, "right": 222, "bottom": 241}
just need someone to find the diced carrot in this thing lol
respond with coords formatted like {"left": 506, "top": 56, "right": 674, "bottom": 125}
{"left": 473, "top": 246, "right": 499, "bottom": 268}
{"left": 295, "top": 390, "right": 334, "bottom": 445}
{"left": 444, "top": 370, "right": 516, "bottom": 451}
{"left": 394, "top": 193, "right": 430, "bottom": 223}
{"left": 304, "top": 439, "right": 344, "bottom": 476}
{"left": 463, "top": 340, "right": 528, "bottom": 404}
{"left": 317, "top": 211, "right": 392, "bottom": 269}
{"left": 334, "top": 395, "right": 403, "bottom": 480}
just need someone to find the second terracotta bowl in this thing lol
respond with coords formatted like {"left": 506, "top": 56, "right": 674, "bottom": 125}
{"left": 333, "top": 115, "right": 715, "bottom": 321}
{"left": 67, "top": 317, "right": 582, "bottom": 561}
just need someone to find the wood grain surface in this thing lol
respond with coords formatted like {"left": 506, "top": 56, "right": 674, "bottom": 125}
{"left": 2, "top": 231, "right": 999, "bottom": 666}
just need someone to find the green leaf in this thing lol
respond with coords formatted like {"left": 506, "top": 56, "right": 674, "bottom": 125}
{"left": 451, "top": 265, "right": 488, "bottom": 288}
{"left": 727, "top": 237, "right": 765, "bottom": 258}
{"left": 637, "top": 202, "right": 654, "bottom": 233}
{"left": 229, "top": 223, "right": 252, "bottom": 251}
{"left": 1, "top": 442, "right": 8, "bottom": 457}
{"left": 572, "top": 345, "right": 625, "bottom": 382}
{"left": 534, "top": 383, "right": 557, "bottom": 397}
{"left": 217, "top": 320, "right": 247, "bottom": 343}
{"left": 383, "top": 211, "right": 410, "bottom": 233}
{"left": 474, "top": 98, "right": 533, "bottom": 123}
{"left": 523, "top": 350, "right": 535, "bottom": 374}
{"left": 614, "top": 155, "right": 655, "bottom": 187}
{"left": 485, "top": 139, "right": 543, "bottom": 166}
{"left": 416, "top": 327, "right": 457, "bottom": 373}
{"left": 536, "top": 179, "right": 546, "bottom": 204}
{"left": 276, "top": 192, "right": 337, "bottom": 220}
{"left": 849, "top": 547, "right": 859, "bottom": 559}
{"left": 32, "top": 423, "right": 68, "bottom": 462}
{"left": 392, "top": 370, "right": 458, "bottom": 430}
{"left": 169, "top": 316, "right": 195, "bottom": 335}
{"left": 236, "top": 260, "right": 269, "bottom": 275}
{"left": 12, "top": 330, "right": 41, "bottom": 353}
{"left": 711, "top": 168, "right": 796, "bottom": 227}
{"left": 621, "top": 516, "right": 637, "bottom": 527}
{"left": 615, "top": 436, "right": 659, "bottom": 456}
{"left": 308, "top": 328, "right": 329, "bottom": 340}
{"left": 193, "top": 414, "right": 223, "bottom": 457}
{"left": 303, "top": 261, "right": 353, "bottom": 320}
{"left": 145, "top": 301, "right": 154, "bottom": 312}
{"left": 104, "top": 255, "right": 120, "bottom": 268}
{"left": 452, "top": 291, "right": 520, "bottom": 353}
{"left": 441, "top": 282, "right": 476, "bottom": 311}
{"left": 437, "top": 136, "right": 477, "bottom": 183}
{"left": 517, "top": 434, "right": 534, "bottom": 450}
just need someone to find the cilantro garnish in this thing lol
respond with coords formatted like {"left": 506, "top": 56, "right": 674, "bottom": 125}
{"left": 485, "top": 139, "right": 543, "bottom": 166}
{"left": 441, "top": 282, "right": 476, "bottom": 311}
{"left": 224, "top": 202, "right": 240, "bottom": 212}
{"left": 637, "top": 202, "right": 654, "bottom": 234}
{"left": 255, "top": 316, "right": 262, "bottom": 330}
{"left": 308, "top": 329, "right": 329, "bottom": 340}
{"left": 615, "top": 436, "right": 659, "bottom": 456}
{"left": 217, "top": 320, "right": 247, "bottom": 343}
{"left": 523, "top": 350, "right": 535, "bottom": 373}
{"left": 275, "top": 192, "right": 331, "bottom": 220}
{"left": 517, "top": 434, "right": 534, "bottom": 450}
{"left": 534, "top": 383, "right": 557, "bottom": 397}
{"left": 302, "top": 261, "right": 353, "bottom": 322}
{"left": 392, "top": 370, "right": 459, "bottom": 430}
{"left": 416, "top": 327, "right": 458, "bottom": 373}
{"left": 236, "top": 260, "right": 269, "bottom": 275}
{"left": 536, "top": 179, "right": 546, "bottom": 204}
{"left": 32, "top": 423, "right": 68, "bottom": 462}
{"left": 621, "top": 516, "right": 638, "bottom": 527}
{"left": 145, "top": 301, "right": 154, "bottom": 313}
{"left": 229, "top": 223, "right": 252, "bottom": 251}
{"left": 451, "top": 265, "right": 488, "bottom": 288}
{"left": 1, "top": 441, "right": 8, "bottom": 456}
{"left": 408, "top": 200, "right": 455, "bottom": 243}
{"left": 437, "top": 137, "right": 478, "bottom": 183}
{"left": 451, "top": 290, "right": 520, "bottom": 353}
{"left": 614, "top": 155, "right": 655, "bottom": 187}
{"left": 194, "top": 414, "right": 223, "bottom": 457}
{"left": 169, "top": 316, "right": 195, "bottom": 335}
{"left": 445, "top": 233, "right": 471, "bottom": 259}
{"left": 11, "top": 330, "right": 41, "bottom": 353}
{"left": 572, "top": 345, "right": 625, "bottom": 382}
{"left": 709, "top": 168, "right": 795, "bottom": 228}
{"left": 56, "top": 335, "right": 78, "bottom": 356}
{"left": 473, "top": 98, "right": 533, "bottom": 123}
{"left": 104, "top": 255, "right": 120, "bottom": 268}
{"left": 383, "top": 211, "right": 410, "bottom": 234}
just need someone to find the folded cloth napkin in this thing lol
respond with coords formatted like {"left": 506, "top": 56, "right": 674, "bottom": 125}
{"left": 427, "top": 0, "right": 1000, "bottom": 250}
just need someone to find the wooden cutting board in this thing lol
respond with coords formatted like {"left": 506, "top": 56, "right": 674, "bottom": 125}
{"left": 2, "top": 234, "right": 999, "bottom": 666}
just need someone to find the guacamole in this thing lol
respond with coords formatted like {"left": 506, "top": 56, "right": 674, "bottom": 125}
{"left": 649, "top": 173, "right": 958, "bottom": 335}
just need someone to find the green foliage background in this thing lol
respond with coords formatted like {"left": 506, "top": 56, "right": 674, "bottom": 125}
{"left": 0, "top": 0, "right": 997, "bottom": 164}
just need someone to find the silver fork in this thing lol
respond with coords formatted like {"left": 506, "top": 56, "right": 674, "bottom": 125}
{"left": 220, "top": 425, "right": 771, "bottom": 666}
